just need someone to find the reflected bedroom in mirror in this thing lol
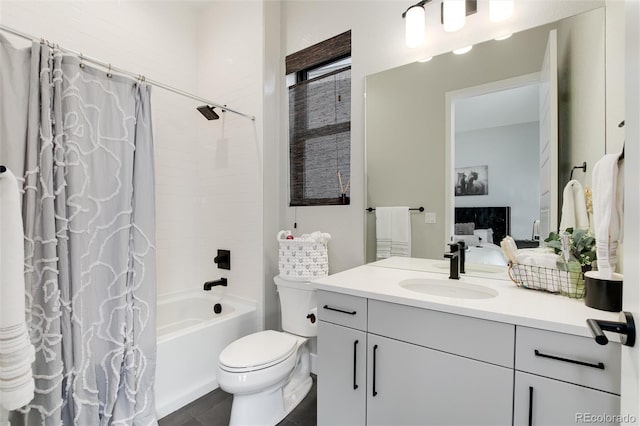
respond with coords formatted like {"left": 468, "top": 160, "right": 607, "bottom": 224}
{"left": 365, "top": 6, "right": 624, "bottom": 276}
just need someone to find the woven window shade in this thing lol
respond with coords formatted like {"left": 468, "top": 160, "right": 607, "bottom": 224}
{"left": 289, "top": 67, "right": 351, "bottom": 206}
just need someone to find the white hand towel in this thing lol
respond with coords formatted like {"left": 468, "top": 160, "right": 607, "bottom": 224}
{"left": 592, "top": 154, "right": 623, "bottom": 279}
{"left": 559, "top": 180, "right": 589, "bottom": 231}
{"left": 0, "top": 169, "right": 35, "bottom": 410}
{"left": 500, "top": 236, "right": 519, "bottom": 264}
{"left": 515, "top": 252, "right": 560, "bottom": 269}
{"left": 376, "top": 207, "right": 411, "bottom": 259}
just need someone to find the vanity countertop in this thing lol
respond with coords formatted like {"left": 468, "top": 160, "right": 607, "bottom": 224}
{"left": 311, "top": 258, "right": 620, "bottom": 339}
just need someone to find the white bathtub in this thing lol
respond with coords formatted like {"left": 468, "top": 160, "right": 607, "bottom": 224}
{"left": 155, "top": 290, "right": 257, "bottom": 418}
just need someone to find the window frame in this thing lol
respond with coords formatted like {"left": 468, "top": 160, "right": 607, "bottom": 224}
{"left": 289, "top": 63, "right": 352, "bottom": 206}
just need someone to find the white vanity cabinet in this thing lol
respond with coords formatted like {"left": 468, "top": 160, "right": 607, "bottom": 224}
{"left": 317, "top": 321, "right": 366, "bottom": 425}
{"left": 514, "top": 372, "right": 621, "bottom": 426}
{"left": 513, "top": 326, "right": 621, "bottom": 426}
{"left": 317, "top": 291, "right": 514, "bottom": 425}
{"left": 313, "top": 263, "right": 625, "bottom": 425}
{"left": 317, "top": 291, "right": 368, "bottom": 426}
{"left": 366, "top": 333, "right": 513, "bottom": 425}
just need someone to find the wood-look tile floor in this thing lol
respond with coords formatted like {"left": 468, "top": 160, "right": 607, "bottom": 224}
{"left": 158, "top": 375, "right": 317, "bottom": 426}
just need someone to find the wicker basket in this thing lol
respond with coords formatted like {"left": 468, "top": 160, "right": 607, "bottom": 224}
{"left": 277, "top": 231, "right": 329, "bottom": 281}
{"left": 508, "top": 262, "right": 586, "bottom": 299}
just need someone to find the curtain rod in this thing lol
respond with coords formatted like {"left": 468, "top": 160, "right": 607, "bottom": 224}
{"left": 0, "top": 24, "right": 256, "bottom": 121}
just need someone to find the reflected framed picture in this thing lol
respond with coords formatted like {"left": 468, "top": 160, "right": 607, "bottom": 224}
{"left": 455, "top": 165, "right": 488, "bottom": 196}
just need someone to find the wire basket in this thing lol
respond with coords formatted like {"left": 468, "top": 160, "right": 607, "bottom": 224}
{"left": 507, "top": 262, "right": 586, "bottom": 299}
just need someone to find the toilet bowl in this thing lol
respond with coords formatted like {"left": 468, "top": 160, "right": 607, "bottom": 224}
{"left": 217, "top": 277, "right": 317, "bottom": 426}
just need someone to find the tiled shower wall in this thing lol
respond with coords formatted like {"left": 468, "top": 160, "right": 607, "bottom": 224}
{"left": 0, "top": 2, "right": 266, "bottom": 326}
{"left": 194, "top": 1, "right": 266, "bottom": 323}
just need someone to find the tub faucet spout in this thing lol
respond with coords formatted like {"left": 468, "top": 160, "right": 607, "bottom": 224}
{"left": 204, "top": 278, "right": 228, "bottom": 290}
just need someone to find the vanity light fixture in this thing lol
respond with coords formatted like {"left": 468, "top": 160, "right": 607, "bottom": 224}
{"left": 489, "top": 0, "right": 514, "bottom": 23}
{"left": 403, "top": 1, "right": 428, "bottom": 48}
{"left": 403, "top": 0, "right": 482, "bottom": 47}
{"left": 453, "top": 45, "right": 473, "bottom": 54}
{"left": 442, "top": 0, "right": 466, "bottom": 32}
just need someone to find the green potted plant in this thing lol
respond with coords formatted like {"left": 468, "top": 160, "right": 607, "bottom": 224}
{"left": 544, "top": 228, "right": 597, "bottom": 269}
{"left": 544, "top": 228, "right": 597, "bottom": 297}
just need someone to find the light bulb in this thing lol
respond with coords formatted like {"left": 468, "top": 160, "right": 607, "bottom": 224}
{"left": 489, "top": 0, "right": 514, "bottom": 23}
{"left": 443, "top": 0, "right": 466, "bottom": 33}
{"left": 405, "top": 5, "right": 426, "bottom": 48}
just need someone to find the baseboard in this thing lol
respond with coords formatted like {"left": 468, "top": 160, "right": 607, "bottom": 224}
{"left": 310, "top": 352, "right": 318, "bottom": 375}
{"left": 156, "top": 379, "right": 219, "bottom": 419}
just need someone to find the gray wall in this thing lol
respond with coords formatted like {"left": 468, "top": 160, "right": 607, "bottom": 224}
{"left": 455, "top": 122, "right": 540, "bottom": 240}
{"left": 557, "top": 7, "right": 606, "bottom": 190}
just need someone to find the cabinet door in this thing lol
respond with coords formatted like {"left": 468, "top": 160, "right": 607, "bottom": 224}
{"left": 367, "top": 334, "right": 513, "bottom": 426}
{"left": 317, "top": 321, "right": 367, "bottom": 426}
{"left": 514, "top": 371, "right": 620, "bottom": 426}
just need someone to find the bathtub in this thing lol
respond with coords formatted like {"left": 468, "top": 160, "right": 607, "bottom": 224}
{"left": 155, "top": 290, "right": 257, "bottom": 419}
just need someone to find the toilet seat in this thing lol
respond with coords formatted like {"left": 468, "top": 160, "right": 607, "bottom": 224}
{"left": 219, "top": 330, "right": 298, "bottom": 373}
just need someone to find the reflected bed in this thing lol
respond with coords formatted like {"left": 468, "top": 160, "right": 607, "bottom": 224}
{"left": 454, "top": 206, "right": 511, "bottom": 266}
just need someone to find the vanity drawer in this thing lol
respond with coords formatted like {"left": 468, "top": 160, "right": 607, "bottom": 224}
{"left": 368, "top": 300, "right": 515, "bottom": 368}
{"left": 317, "top": 290, "right": 367, "bottom": 331}
{"left": 515, "top": 326, "right": 621, "bottom": 394}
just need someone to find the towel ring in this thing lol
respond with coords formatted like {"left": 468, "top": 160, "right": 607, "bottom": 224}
{"left": 569, "top": 162, "right": 587, "bottom": 180}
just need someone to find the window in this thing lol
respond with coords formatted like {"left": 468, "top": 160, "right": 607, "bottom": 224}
{"left": 286, "top": 31, "right": 351, "bottom": 206}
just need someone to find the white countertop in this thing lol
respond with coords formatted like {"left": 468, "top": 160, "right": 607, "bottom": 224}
{"left": 311, "top": 258, "right": 620, "bottom": 339}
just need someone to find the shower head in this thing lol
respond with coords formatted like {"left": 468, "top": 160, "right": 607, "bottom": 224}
{"left": 197, "top": 105, "right": 220, "bottom": 120}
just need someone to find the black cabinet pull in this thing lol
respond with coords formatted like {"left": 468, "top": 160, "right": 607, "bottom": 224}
{"left": 372, "top": 344, "right": 378, "bottom": 397}
{"left": 528, "top": 386, "right": 534, "bottom": 426}
{"left": 353, "top": 340, "right": 359, "bottom": 390}
{"left": 534, "top": 349, "right": 605, "bottom": 370}
{"left": 323, "top": 305, "right": 357, "bottom": 315}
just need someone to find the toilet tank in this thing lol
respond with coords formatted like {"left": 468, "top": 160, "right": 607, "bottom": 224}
{"left": 274, "top": 275, "right": 317, "bottom": 337}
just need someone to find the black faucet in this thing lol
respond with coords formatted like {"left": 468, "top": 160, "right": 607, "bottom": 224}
{"left": 444, "top": 243, "right": 460, "bottom": 280}
{"left": 204, "top": 278, "right": 228, "bottom": 290}
{"left": 457, "top": 240, "right": 466, "bottom": 274}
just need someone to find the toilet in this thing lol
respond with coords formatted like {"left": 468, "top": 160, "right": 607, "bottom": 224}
{"left": 217, "top": 276, "right": 317, "bottom": 425}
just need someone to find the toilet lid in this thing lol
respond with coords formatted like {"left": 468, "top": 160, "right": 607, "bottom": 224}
{"left": 219, "top": 330, "right": 298, "bottom": 370}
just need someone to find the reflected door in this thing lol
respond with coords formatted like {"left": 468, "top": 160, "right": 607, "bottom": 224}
{"left": 539, "top": 29, "right": 559, "bottom": 239}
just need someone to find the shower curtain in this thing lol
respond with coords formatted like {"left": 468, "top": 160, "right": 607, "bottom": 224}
{"left": 1, "top": 36, "right": 157, "bottom": 425}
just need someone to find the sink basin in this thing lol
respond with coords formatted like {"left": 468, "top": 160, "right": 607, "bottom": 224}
{"left": 399, "top": 278, "right": 498, "bottom": 299}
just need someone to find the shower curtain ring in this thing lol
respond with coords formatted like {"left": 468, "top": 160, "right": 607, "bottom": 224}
{"left": 79, "top": 53, "right": 85, "bottom": 69}
{"left": 107, "top": 64, "right": 112, "bottom": 79}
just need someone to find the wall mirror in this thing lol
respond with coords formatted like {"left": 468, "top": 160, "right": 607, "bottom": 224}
{"left": 365, "top": 7, "right": 621, "bottom": 276}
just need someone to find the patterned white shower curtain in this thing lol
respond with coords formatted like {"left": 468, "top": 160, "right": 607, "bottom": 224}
{"left": 1, "top": 36, "right": 157, "bottom": 425}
